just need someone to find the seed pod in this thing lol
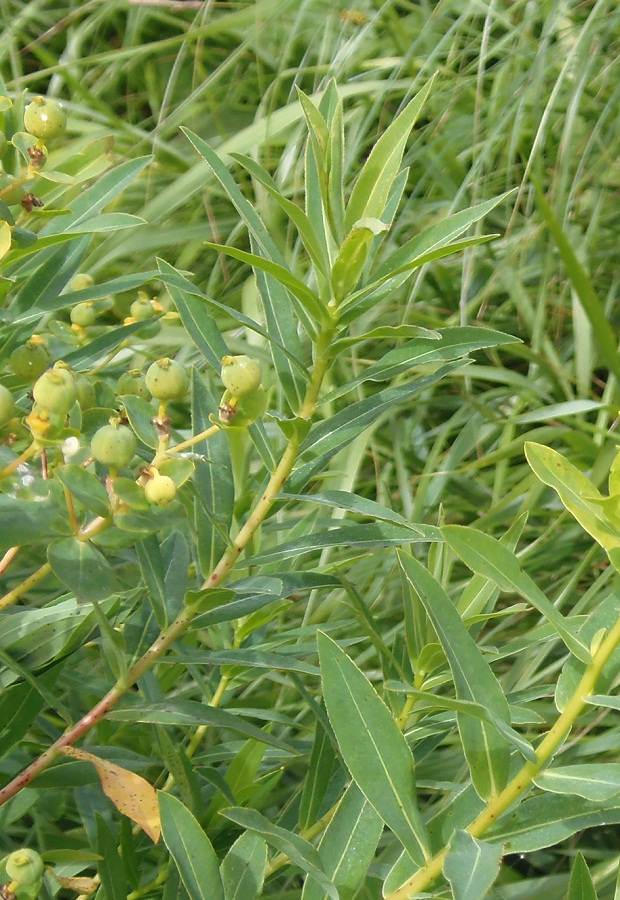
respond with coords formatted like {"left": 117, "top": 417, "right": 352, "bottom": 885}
{"left": 23, "top": 96, "right": 67, "bottom": 141}
{"left": 219, "top": 384, "right": 267, "bottom": 427}
{"left": 116, "top": 370, "right": 150, "bottom": 400}
{"left": 91, "top": 422, "right": 137, "bottom": 468}
{"left": 145, "top": 358, "right": 188, "bottom": 401}
{"left": 0, "top": 383, "right": 15, "bottom": 426}
{"left": 32, "top": 368, "right": 76, "bottom": 415}
{"left": 70, "top": 302, "right": 96, "bottom": 327}
{"left": 144, "top": 473, "right": 177, "bottom": 506}
{"left": 220, "top": 355, "right": 262, "bottom": 397}
{"left": 5, "top": 848, "right": 44, "bottom": 885}
{"left": 9, "top": 338, "right": 50, "bottom": 381}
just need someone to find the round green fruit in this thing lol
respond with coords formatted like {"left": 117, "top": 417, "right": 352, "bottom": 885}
{"left": 145, "top": 358, "right": 188, "bottom": 401}
{"left": 9, "top": 338, "right": 50, "bottom": 380}
{"left": 144, "top": 473, "right": 176, "bottom": 506}
{"left": 5, "top": 848, "right": 44, "bottom": 885}
{"left": 130, "top": 297, "right": 156, "bottom": 321}
{"left": 70, "top": 301, "right": 97, "bottom": 327}
{"left": 23, "top": 96, "right": 67, "bottom": 141}
{"left": 32, "top": 367, "right": 76, "bottom": 415}
{"left": 0, "top": 383, "right": 15, "bottom": 426}
{"left": 220, "top": 355, "right": 262, "bottom": 397}
{"left": 91, "top": 423, "right": 137, "bottom": 468}
{"left": 69, "top": 272, "right": 94, "bottom": 292}
{"left": 116, "top": 370, "right": 150, "bottom": 400}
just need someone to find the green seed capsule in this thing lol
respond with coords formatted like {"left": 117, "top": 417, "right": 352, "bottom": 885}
{"left": 5, "top": 848, "right": 44, "bottom": 885}
{"left": 219, "top": 384, "right": 267, "bottom": 427}
{"left": 144, "top": 473, "right": 177, "bottom": 506}
{"left": 9, "top": 338, "right": 50, "bottom": 381}
{"left": 68, "top": 272, "right": 94, "bottom": 292}
{"left": 220, "top": 355, "right": 262, "bottom": 397}
{"left": 23, "top": 96, "right": 67, "bottom": 141}
{"left": 91, "top": 423, "right": 137, "bottom": 468}
{"left": 75, "top": 375, "right": 96, "bottom": 410}
{"left": 145, "top": 358, "right": 188, "bottom": 401}
{"left": 116, "top": 370, "right": 150, "bottom": 400}
{"left": 70, "top": 301, "right": 97, "bottom": 327}
{"left": 0, "top": 383, "right": 15, "bottom": 426}
{"left": 32, "top": 368, "right": 76, "bottom": 415}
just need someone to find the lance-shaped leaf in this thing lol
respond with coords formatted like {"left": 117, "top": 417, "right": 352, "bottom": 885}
{"left": 534, "top": 764, "right": 620, "bottom": 802}
{"left": 48, "top": 537, "right": 118, "bottom": 603}
{"left": 301, "top": 783, "right": 383, "bottom": 900}
{"left": 220, "top": 831, "right": 267, "bottom": 900}
{"left": 317, "top": 631, "right": 430, "bottom": 865}
{"left": 221, "top": 807, "right": 338, "bottom": 900}
{"left": 398, "top": 552, "right": 511, "bottom": 800}
{"left": 323, "top": 325, "right": 519, "bottom": 401}
{"left": 567, "top": 853, "right": 598, "bottom": 900}
{"left": 63, "top": 746, "right": 160, "bottom": 842}
{"left": 203, "top": 240, "right": 327, "bottom": 326}
{"left": 159, "top": 792, "right": 224, "bottom": 900}
{"left": 229, "top": 152, "right": 330, "bottom": 279}
{"left": 525, "top": 442, "right": 620, "bottom": 553}
{"left": 344, "top": 77, "right": 435, "bottom": 231}
{"left": 443, "top": 830, "right": 503, "bottom": 900}
{"left": 373, "top": 192, "right": 514, "bottom": 281}
{"left": 442, "top": 525, "right": 590, "bottom": 663}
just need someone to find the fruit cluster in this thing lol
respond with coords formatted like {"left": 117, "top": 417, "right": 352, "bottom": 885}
{"left": 0, "top": 94, "right": 67, "bottom": 222}
{"left": 1, "top": 333, "right": 266, "bottom": 514}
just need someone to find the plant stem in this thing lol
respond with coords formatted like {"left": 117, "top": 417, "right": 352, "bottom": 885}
{"left": 0, "top": 562, "right": 52, "bottom": 610}
{"left": 0, "top": 546, "right": 19, "bottom": 575}
{"left": 0, "top": 325, "right": 335, "bottom": 805}
{"left": 386, "top": 614, "right": 620, "bottom": 898}
{"left": 166, "top": 423, "right": 220, "bottom": 454}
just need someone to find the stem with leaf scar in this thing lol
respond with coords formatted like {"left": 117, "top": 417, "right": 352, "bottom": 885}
{"left": 385, "top": 611, "right": 620, "bottom": 899}
{"left": 0, "top": 325, "right": 335, "bottom": 806}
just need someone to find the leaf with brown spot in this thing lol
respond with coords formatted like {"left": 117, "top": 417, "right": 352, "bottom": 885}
{"left": 62, "top": 746, "right": 161, "bottom": 842}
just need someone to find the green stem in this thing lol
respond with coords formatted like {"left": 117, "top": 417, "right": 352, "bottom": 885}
{"left": 166, "top": 423, "right": 220, "bottom": 455}
{"left": 0, "top": 441, "right": 38, "bottom": 478}
{"left": 386, "top": 614, "right": 620, "bottom": 898}
{"left": 0, "top": 325, "right": 336, "bottom": 806}
{"left": 0, "top": 562, "right": 52, "bottom": 610}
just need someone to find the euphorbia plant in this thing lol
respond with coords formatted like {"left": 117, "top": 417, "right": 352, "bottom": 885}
{"left": 0, "top": 79, "right": 525, "bottom": 896}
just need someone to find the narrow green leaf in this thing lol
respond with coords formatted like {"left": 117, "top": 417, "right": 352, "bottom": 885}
{"left": 96, "top": 816, "right": 127, "bottom": 900}
{"left": 65, "top": 212, "right": 145, "bottom": 233}
{"left": 299, "top": 717, "right": 338, "bottom": 831}
{"left": 317, "top": 631, "right": 430, "bottom": 864}
{"left": 159, "top": 792, "right": 224, "bottom": 900}
{"left": 344, "top": 77, "right": 435, "bottom": 231}
{"left": 221, "top": 807, "right": 338, "bottom": 900}
{"left": 486, "top": 793, "right": 620, "bottom": 853}
{"left": 220, "top": 831, "right": 267, "bottom": 900}
{"left": 443, "top": 830, "right": 502, "bottom": 900}
{"left": 442, "top": 525, "right": 590, "bottom": 663}
{"left": 204, "top": 240, "right": 327, "bottom": 324}
{"left": 136, "top": 536, "right": 168, "bottom": 629}
{"left": 48, "top": 537, "right": 118, "bottom": 602}
{"left": 525, "top": 442, "right": 620, "bottom": 553}
{"left": 323, "top": 326, "right": 519, "bottom": 401}
{"left": 191, "top": 371, "right": 233, "bottom": 579}
{"left": 120, "top": 394, "right": 158, "bottom": 449}
{"left": 181, "top": 129, "right": 282, "bottom": 262}
{"left": 0, "top": 490, "right": 66, "bottom": 550}
{"left": 398, "top": 552, "right": 511, "bottom": 800}
{"left": 279, "top": 490, "right": 422, "bottom": 530}
{"left": 567, "top": 853, "right": 598, "bottom": 900}
{"left": 373, "top": 192, "right": 513, "bottom": 281}
{"left": 533, "top": 180, "right": 620, "bottom": 384}
{"left": 42, "top": 157, "right": 152, "bottom": 234}
{"left": 0, "top": 680, "right": 49, "bottom": 761}
{"left": 229, "top": 153, "right": 329, "bottom": 278}
{"left": 244, "top": 521, "right": 440, "bottom": 566}
{"left": 302, "top": 783, "right": 383, "bottom": 900}
{"left": 109, "top": 701, "right": 295, "bottom": 753}
{"left": 534, "top": 765, "right": 620, "bottom": 802}
{"left": 159, "top": 258, "right": 228, "bottom": 368}
{"left": 254, "top": 268, "right": 308, "bottom": 411}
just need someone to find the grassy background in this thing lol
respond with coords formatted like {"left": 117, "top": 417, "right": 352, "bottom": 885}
{"left": 2, "top": 0, "right": 620, "bottom": 896}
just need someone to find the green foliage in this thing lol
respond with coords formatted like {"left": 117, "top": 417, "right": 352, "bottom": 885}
{"left": 1, "top": 2, "right": 620, "bottom": 899}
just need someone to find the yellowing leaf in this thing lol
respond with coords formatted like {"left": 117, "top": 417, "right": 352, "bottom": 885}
{"left": 62, "top": 746, "right": 161, "bottom": 842}
{"left": 52, "top": 874, "right": 99, "bottom": 894}
{"left": 0, "top": 221, "right": 11, "bottom": 261}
